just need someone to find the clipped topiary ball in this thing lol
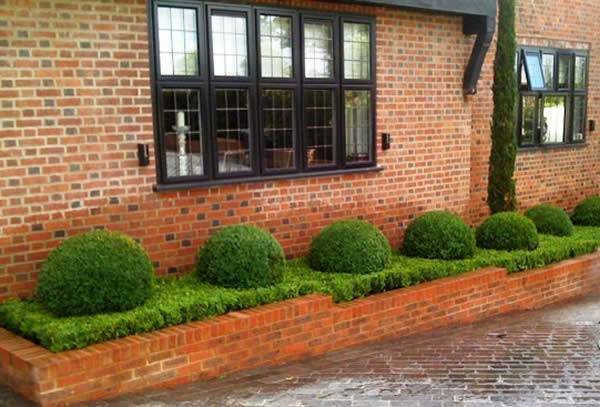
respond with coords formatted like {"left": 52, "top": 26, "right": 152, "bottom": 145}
{"left": 196, "top": 225, "right": 285, "bottom": 289}
{"left": 37, "top": 230, "right": 154, "bottom": 317}
{"left": 403, "top": 211, "right": 475, "bottom": 260}
{"left": 525, "top": 204, "right": 573, "bottom": 236}
{"left": 308, "top": 219, "right": 391, "bottom": 274}
{"left": 476, "top": 212, "right": 539, "bottom": 251}
{"left": 571, "top": 196, "right": 600, "bottom": 226}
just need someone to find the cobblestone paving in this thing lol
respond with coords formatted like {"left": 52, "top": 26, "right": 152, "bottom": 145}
{"left": 2, "top": 294, "right": 600, "bottom": 407}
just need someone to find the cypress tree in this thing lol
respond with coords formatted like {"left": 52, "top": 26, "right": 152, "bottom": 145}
{"left": 488, "top": 0, "right": 518, "bottom": 213}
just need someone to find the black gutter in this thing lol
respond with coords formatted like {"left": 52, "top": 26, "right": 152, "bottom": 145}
{"left": 335, "top": 0, "right": 497, "bottom": 94}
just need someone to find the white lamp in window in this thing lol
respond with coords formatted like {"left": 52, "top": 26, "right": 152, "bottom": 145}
{"left": 174, "top": 111, "right": 190, "bottom": 176}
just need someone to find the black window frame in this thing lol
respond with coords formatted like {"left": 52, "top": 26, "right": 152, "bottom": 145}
{"left": 516, "top": 46, "right": 589, "bottom": 149}
{"left": 149, "top": 0, "right": 377, "bottom": 187}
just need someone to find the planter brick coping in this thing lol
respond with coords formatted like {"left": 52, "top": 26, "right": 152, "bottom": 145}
{"left": 1, "top": 252, "right": 599, "bottom": 406}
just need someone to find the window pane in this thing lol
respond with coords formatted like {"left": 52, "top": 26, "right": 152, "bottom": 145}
{"left": 575, "top": 56, "right": 587, "bottom": 90}
{"left": 215, "top": 89, "right": 252, "bottom": 173}
{"left": 345, "top": 90, "right": 371, "bottom": 162}
{"left": 157, "top": 7, "right": 198, "bottom": 76}
{"left": 344, "top": 23, "right": 370, "bottom": 80}
{"left": 520, "top": 96, "right": 536, "bottom": 145}
{"left": 542, "top": 53, "right": 554, "bottom": 89}
{"left": 304, "top": 89, "right": 335, "bottom": 167}
{"left": 541, "top": 96, "right": 566, "bottom": 144}
{"left": 211, "top": 14, "right": 248, "bottom": 77}
{"left": 573, "top": 96, "right": 586, "bottom": 142}
{"left": 161, "top": 89, "right": 204, "bottom": 177}
{"left": 260, "top": 15, "right": 293, "bottom": 78}
{"left": 304, "top": 21, "right": 333, "bottom": 79}
{"left": 262, "top": 89, "right": 295, "bottom": 170}
{"left": 558, "top": 54, "right": 570, "bottom": 89}
{"left": 523, "top": 51, "right": 544, "bottom": 90}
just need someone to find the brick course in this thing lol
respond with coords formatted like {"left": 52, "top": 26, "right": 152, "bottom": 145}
{"left": 0, "top": 0, "right": 599, "bottom": 300}
{"left": 1, "top": 252, "right": 599, "bottom": 406}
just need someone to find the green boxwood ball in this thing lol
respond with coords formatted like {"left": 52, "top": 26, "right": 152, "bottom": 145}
{"left": 308, "top": 220, "right": 391, "bottom": 274}
{"left": 525, "top": 204, "right": 573, "bottom": 236}
{"left": 37, "top": 230, "right": 154, "bottom": 317}
{"left": 571, "top": 196, "right": 600, "bottom": 226}
{"left": 196, "top": 225, "right": 285, "bottom": 289}
{"left": 403, "top": 211, "right": 475, "bottom": 260}
{"left": 476, "top": 212, "right": 539, "bottom": 251}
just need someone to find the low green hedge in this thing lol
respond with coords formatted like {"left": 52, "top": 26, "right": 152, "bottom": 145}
{"left": 572, "top": 196, "right": 600, "bottom": 226}
{"left": 2, "top": 227, "right": 600, "bottom": 352}
{"left": 403, "top": 211, "right": 475, "bottom": 260}
{"left": 525, "top": 204, "right": 573, "bottom": 237}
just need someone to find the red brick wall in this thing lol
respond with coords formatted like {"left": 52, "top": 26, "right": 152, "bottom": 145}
{"left": 1, "top": 252, "right": 599, "bottom": 406}
{"left": 0, "top": 0, "right": 598, "bottom": 301}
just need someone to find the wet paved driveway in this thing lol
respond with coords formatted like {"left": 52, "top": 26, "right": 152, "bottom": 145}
{"left": 2, "top": 294, "right": 600, "bottom": 407}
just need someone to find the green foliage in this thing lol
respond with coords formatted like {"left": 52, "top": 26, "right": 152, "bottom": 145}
{"left": 571, "top": 196, "right": 600, "bottom": 226}
{"left": 3, "top": 227, "right": 600, "bottom": 352}
{"left": 476, "top": 212, "right": 539, "bottom": 251}
{"left": 525, "top": 204, "right": 573, "bottom": 236}
{"left": 488, "top": 0, "right": 518, "bottom": 213}
{"left": 196, "top": 225, "right": 285, "bottom": 289}
{"left": 36, "top": 230, "right": 154, "bottom": 317}
{"left": 308, "top": 220, "right": 391, "bottom": 274}
{"left": 403, "top": 211, "right": 475, "bottom": 260}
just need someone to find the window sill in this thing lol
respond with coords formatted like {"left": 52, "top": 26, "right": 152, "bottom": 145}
{"left": 518, "top": 142, "right": 588, "bottom": 154}
{"left": 153, "top": 166, "right": 385, "bottom": 192}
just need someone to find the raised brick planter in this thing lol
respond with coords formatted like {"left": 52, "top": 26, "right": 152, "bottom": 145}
{"left": 1, "top": 252, "right": 599, "bottom": 406}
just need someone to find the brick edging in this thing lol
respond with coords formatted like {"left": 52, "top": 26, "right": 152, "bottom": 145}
{"left": 1, "top": 252, "right": 599, "bottom": 406}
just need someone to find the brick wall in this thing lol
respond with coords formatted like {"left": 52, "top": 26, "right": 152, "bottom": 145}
{"left": 0, "top": 0, "right": 598, "bottom": 301}
{"left": 1, "top": 252, "right": 599, "bottom": 406}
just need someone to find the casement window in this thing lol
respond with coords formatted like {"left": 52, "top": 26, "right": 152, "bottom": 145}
{"left": 516, "top": 47, "right": 588, "bottom": 147}
{"left": 150, "top": 1, "right": 376, "bottom": 187}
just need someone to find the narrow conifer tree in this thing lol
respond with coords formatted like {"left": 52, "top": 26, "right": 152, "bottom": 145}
{"left": 488, "top": 0, "right": 518, "bottom": 213}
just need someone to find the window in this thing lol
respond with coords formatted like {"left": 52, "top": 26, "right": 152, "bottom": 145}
{"left": 304, "top": 89, "right": 336, "bottom": 167}
{"left": 157, "top": 6, "right": 199, "bottom": 76}
{"left": 259, "top": 15, "right": 293, "bottom": 78}
{"left": 516, "top": 47, "right": 588, "bottom": 147}
{"left": 210, "top": 13, "right": 248, "bottom": 77}
{"left": 343, "top": 23, "right": 370, "bottom": 80}
{"left": 303, "top": 20, "right": 334, "bottom": 79}
{"left": 522, "top": 50, "right": 545, "bottom": 90}
{"left": 151, "top": 2, "right": 376, "bottom": 186}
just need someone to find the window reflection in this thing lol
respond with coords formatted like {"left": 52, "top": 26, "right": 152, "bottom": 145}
{"left": 575, "top": 56, "right": 587, "bottom": 89}
{"left": 262, "top": 89, "right": 295, "bottom": 170}
{"left": 211, "top": 14, "right": 248, "bottom": 77}
{"left": 541, "top": 96, "right": 566, "bottom": 144}
{"left": 343, "top": 23, "right": 370, "bottom": 80}
{"left": 304, "top": 89, "right": 335, "bottom": 167}
{"left": 573, "top": 96, "right": 585, "bottom": 142}
{"left": 558, "top": 54, "right": 570, "bottom": 89}
{"left": 162, "top": 89, "right": 203, "bottom": 177}
{"left": 215, "top": 89, "right": 252, "bottom": 173}
{"left": 542, "top": 53, "right": 554, "bottom": 88}
{"left": 304, "top": 21, "right": 333, "bottom": 79}
{"left": 158, "top": 7, "right": 198, "bottom": 76}
{"left": 344, "top": 90, "right": 371, "bottom": 162}
{"left": 260, "top": 15, "right": 293, "bottom": 78}
{"left": 521, "top": 96, "right": 536, "bottom": 145}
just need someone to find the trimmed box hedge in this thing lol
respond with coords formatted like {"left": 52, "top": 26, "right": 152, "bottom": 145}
{"left": 1, "top": 227, "right": 600, "bottom": 352}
